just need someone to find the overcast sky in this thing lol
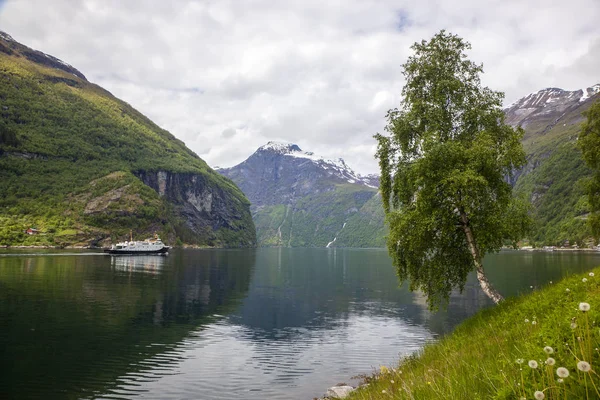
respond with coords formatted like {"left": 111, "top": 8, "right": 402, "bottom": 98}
{"left": 0, "top": 0, "right": 598, "bottom": 174}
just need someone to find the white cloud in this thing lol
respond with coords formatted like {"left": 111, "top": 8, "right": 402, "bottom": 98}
{"left": 0, "top": 0, "right": 598, "bottom": 174}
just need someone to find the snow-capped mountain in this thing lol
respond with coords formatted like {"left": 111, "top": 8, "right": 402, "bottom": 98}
{"left": 504, "top": 85, "right": 600, "bottom": 131}
{"left": 217, "top": 142, "right": 385, "bottom": 247}
{"left": 253, "top": 142, "right": 377, "bottom": 188}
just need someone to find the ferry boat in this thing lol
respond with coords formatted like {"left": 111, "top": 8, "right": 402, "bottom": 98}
{"left": 105, "top": 232, "right": 170, "bottom": 255}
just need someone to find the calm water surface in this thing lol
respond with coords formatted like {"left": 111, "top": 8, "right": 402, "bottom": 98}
{"left": 2, "top": 248, "right": 600, "bottom": 399}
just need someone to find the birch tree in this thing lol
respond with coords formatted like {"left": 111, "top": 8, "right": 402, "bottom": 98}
{"left": 375, "top": 31, "right": 530, "bottom": 309}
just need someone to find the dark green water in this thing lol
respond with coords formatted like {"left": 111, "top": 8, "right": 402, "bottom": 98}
{"left": 1, "top": 248, "right": 600, "bottom": 399}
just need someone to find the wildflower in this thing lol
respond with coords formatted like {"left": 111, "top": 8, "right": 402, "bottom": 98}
{"left": 525, "top": 319, "right": 530, "bottom": 323}
{"left": 380, "top": 366, "right": 389, "bottom": 374}
{"left": 534, "top": 391, "right": 545, "bottom": 400}
{"left": 516, "top": 358, "right": 524, "bottom": 364}
{"left": 546, "top": 358, "right": 556, "bottom": 366}
{"left": 529, "top": 360, "right": 538, "bottom": 369}
{"left": 579, "top": 302, "right": 591, "bottom": 312}
{"left": 544, "top": 346, "right": 554, "bottom": 354}
{"left": 382, "top": 389, "right": 387, "bottom": 394}
{"left": 566, "top": 288, "right": 570, "bottom": 292}
{"left": 556, "top": 367, "right": 569, "bottom": 378}
{"left": 590, "top": 272, "right": 595, "bottom": 277}
{"left": 577, "top": 361, "right": 591, "bottom": 372}
{"left": 571, "top": 322, "right": 577, "bottom": 329}
{"left": 530, "top": 285, "right": 533, "bottom": 289}
{"left": 583, "top": 278, "right": 588, "bottom": 283}
{"left": 390, "top": 380, "right": 394, "bottom": 384}
{"left": 550, "top": 281, "right": 553, "bottom": 284}
{"left": 557, "top": 378, "right": 564, "bottom": 383}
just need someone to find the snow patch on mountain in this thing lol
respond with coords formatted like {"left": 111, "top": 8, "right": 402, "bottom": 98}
{"left": 0, "top": 31, "right": 15, "bottom": 42}
{"left": 258, "top": 141, "right": 378, "bottom": 188}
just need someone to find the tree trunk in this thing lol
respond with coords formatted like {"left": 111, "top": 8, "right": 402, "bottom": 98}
{"left": 459, "top": 211, "right": 504, "bottom": 304}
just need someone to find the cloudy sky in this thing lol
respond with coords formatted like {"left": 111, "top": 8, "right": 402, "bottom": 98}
{"left": 0, "top": 0, "right": 598, "bottom": 174}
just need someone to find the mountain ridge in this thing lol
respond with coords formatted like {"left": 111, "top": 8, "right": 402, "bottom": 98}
{"left": 218, "top": 142, "right": 386, "bottom": 247}
{"left": 0, "top": 30, "right": 256, "bottom": 247}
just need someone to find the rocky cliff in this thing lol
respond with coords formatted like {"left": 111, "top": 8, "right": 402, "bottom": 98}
{"left": 135, "top": 170, "right": 255, "bottom": 247}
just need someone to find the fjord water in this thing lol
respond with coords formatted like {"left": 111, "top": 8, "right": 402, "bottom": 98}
{"left": 2, "top": 249, "right": 600, "bottom": 399}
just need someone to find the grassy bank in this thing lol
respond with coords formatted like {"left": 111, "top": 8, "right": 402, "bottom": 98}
{"left": 349, "top": 267, "right": 600, "bottom": 399}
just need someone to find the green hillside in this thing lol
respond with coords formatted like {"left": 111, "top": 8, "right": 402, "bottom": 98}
{"left": 513, "top": 99, "right": 597, "bottom": 246}
{"left": 0, "top": 34, "right": 255, "bottom": 247}
{"left": 253, "top": 184, "right": 386, "bottom": 247}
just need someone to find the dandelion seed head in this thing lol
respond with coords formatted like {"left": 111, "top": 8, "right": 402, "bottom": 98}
{"left": 534, "top": 391, "right": 545, "bottom": 400}
{"left": 516, "top": 358, "right": 524, "bottom": 364}
{"left": 558, "top": 378, "right": 564, "bottom": 383}
{"left": 557, "top": 367, "right": 569, "bottom": 378}
{"left": 546, "top": 357, "right": 556, "bottom": 366}
{"left": 529, "top": 360, "right": 538, "bottom": 369}
{"left": 544, "top": 346, "right": 554, "bottom": 354}
{"left": 583, "top": 278, "right": 588, "bottom": 283}
{"left": 382, "top": 389, "right": 387, "bottom": 394}
{"left": 532, "top": 320, "right": 537, "bottom": 325}
{"left": 577, "top": 361, "right": 591, "bottom": 372}
{"left": 566, "top": 288, "right": 570, "bottom": 292}
{"left": 525, "top": 319, "right": 530, "bottom": 323}
{"left": 390, "top": 380, "right": 394, "bottom": 384}
{"left": 579, "top": 302, "right": 591, "bottom": 312}
{"left": 590, "top": 272, "right": 595, "bottom": 277}
{"left": 571, "top": 322, "right": 577, "bottom": 329}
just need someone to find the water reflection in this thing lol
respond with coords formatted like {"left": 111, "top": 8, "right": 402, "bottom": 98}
{"left": 0, "top": 249, "right": 255, "bottom": 399}
{"left": 111, "top": 254, "right": 167, "bottom": 274}
{"left": 2, "top": 248, "right": 600, "bottom": 400}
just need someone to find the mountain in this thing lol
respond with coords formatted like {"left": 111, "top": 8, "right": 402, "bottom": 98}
{"left": 218, "top": 142, "right": 386, "bottom": 247}
{"left": 220, "top": 83, "right": 600, "bottom": 249}
{"left": 507, "top": 85, "right": 600, "bottom": 245}
{"left": 0, "top": 31, "right": 256, "bottom": 247}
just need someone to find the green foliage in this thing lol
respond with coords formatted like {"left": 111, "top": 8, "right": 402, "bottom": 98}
{"left": 0, "top": 48, "right": 253, "bottom": 247}
{"left": 578, "top": 100, "right": 600, "bottom": 238}
{"left": 375, "top": 31, "right": 530, "bottom": 308}
{"left": 349, "top": 267, "right": 600, "bottom": 399}
{"left": 515, "top": 140, "right": 591, "bottom": 246}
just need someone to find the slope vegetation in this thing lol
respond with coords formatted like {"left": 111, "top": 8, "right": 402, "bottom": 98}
{"left": 0, "top": 31, "right": 255, "bottom": 247}
{"left": 508, "top": 87, "right": 600, "bottom": 245}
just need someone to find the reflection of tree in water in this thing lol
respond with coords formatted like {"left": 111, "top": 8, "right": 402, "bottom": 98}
{"left": 0, "top": 249, "right": 255, "bottom": 399}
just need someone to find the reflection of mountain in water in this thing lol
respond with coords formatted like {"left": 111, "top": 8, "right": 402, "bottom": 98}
{"left": 232, "top": 248, "right": 430, "bottom": 340}
{"left": 0, "top": 249, "right": 255, "bottom": 399}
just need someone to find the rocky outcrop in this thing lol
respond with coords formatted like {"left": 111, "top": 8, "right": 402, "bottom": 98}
{"left": 135, "top": 170, "right": 256, "bottom": 247}
{"left": 324, "top": 385, "right": 355, "bottom": 399}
